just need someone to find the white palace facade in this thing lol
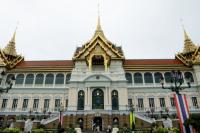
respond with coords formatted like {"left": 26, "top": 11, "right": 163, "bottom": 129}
{"left": 0, "top": 18, "right": 200, "bottom": 130}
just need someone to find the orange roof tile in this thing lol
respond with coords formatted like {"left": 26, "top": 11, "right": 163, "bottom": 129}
{"left": 124, "top": 59, "right": 183, "bottom": 65}
{"left": 15, "top": 59, "right": 183, "bottom": 68}
{"left": 16, "top": 60, "right": 74, "bottom": 68}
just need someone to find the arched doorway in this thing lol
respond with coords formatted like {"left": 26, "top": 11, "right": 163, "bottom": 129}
{"left": 92, "top": 89, "right": 104, "bottom": 109}
{"left": 77, "top": 118, "right": 84, "bottom": 130}
{"left": 93, "top": 117, "right": 102, "bottom": 131}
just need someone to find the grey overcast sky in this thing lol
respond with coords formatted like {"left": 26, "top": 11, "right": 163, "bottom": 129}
{"left": 0, "top": 0, "right": 199, "bottom": 60}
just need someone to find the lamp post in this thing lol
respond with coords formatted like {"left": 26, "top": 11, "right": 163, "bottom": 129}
{"left": 160, "top": 70, "right": 191, "bottom": 94}
{"left": 129, "top": 104, "right": 135, "bottom": 132}
{"left": 160, "top": 70, "right": 191, "bottom": 132}
{"left": 58, "top": 103, "right": 63, "bottom": 130}
{"left": 0, "top": 71, "right": 15, "bottom": 94}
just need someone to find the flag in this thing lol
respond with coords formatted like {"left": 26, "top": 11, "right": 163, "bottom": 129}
{"left": 130, "top": 111, "right": 135, "bottom": 130}
{"left": 174, "top": 93, "right": 194, "bottom": 133}
{"left": 59, "top": 111, "right": 63, "bottom": 126}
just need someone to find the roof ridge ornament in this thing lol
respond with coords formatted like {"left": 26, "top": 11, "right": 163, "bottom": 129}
{"left": 3, "top": 27, "right": 18, "bottom": 56}
{"left": 181, "top": 26, "right": 197, "bottom": 54}
{"left": 94, "top": 2, "right": 105, "bottom": 37}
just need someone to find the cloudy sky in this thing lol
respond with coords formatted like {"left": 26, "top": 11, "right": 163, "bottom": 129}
{"left": 0, "top": 0, "right": 199, "bottom": 60}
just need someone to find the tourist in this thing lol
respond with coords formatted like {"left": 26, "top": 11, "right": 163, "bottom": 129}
{"left": 96, "top": 125, "right": 100, "bottom": 133}
{"left": 107, "top": 125, "right": 112, "bottom": 133}
{"left": 163, "top": 116, "right": 172, "bottom": 129}
{"left": 24, "top": 118, "right": 34, "bottom": 133}
{"left": 9, "top": 119, "right": 14, "bottom": 128}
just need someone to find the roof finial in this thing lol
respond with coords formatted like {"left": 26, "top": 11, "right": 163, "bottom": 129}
{"left": 180, "top": 19, "right": 190, "bottom": 41}
{"left": 180, "top": 19, "right": 196, "bottom": 53}
{"left": 96, "top": 1, "right": 102, "bottom": 32}
{"left": 3, "top": 23, "right": 19, "bottom": 56}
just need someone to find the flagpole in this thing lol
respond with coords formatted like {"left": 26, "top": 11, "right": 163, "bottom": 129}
{"left": 160, "top": 70, "right": 192, "bottom": 133}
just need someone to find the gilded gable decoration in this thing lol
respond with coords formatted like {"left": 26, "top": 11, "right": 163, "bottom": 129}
{"left": 176, "top": 29, "right": 200, "bottom": 66}
{"left": 0, "top": 30, "right": 24, "bottom": 69}
{"left": 73, "top": 16, "right": 124, "bottom": 70}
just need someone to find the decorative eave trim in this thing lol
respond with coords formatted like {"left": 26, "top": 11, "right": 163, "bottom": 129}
{"left": 73, "top": 34, "right": 124, "bottom": 60}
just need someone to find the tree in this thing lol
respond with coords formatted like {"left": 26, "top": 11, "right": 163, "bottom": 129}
{"left": 184, "top": 114, "right": 200, "bottom": 132}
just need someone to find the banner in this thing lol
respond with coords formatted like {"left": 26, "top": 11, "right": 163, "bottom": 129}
{"left": 174, "top": 94, "right": 193, "bottom": 133}
{"left": 59, "top": 111, "right": 63, "bottom": 126}
{"left": 130, "top": 111, "right": 135, "bottom": 130}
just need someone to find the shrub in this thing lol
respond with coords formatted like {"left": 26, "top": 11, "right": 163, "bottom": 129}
{"left": 3, "top": 128, "right": 21, "bottom": 133}
{"left": 117, "top": 128, "right": 132, "bottom": 133}
{"left": 156, "top": 127, "right": 168, "bottom": 133}
{"left": 66, "top": 128, "right": 76, "bottom": 133}
{"left": 32, "top": 128, "right": 45, "bottom": 133}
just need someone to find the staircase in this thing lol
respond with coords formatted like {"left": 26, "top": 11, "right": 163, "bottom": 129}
{"left": 44, "top": 112, "right": 155, "bottom": 125}
{"left": 43, "top": 114, "right": 60, "bottom": 125}
{"left": 135, "top": 113, "right": 155, "bottom": 124}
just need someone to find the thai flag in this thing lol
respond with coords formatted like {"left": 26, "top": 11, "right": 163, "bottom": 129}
{"left": 174, "top": 93, "right": 194, "bottom": 133}
{"left": 59, "top": 111, "right": 63, "bottom": 126}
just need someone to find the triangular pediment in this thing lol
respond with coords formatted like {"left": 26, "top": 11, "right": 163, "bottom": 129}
{"left": 73, "top": 34, "right": 124, "bottom": 60}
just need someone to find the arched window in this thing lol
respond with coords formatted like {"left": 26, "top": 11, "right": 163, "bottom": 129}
{"left": 25, "top": 74, "right": 34, "bottom": 84}
{"left": 66, "top": 73, "right": 71, "bottom": 84}
{"left": 77, "top": 118, "right": 84, "bottom": 130}
{"left": 164, "top": 72, "right": 171, "bottom": 83}
{"left": 15, "top": 74, "right": 24, "bottom": 84}
{"left": 92, "top": 89, "right": 104, "bottom": 109}
{"left": 6, "top": 74, "right": 15, "bottom": 83}
{"left": 154, "top": 72, "right": 163, "bottom": 83}
{"left": 35, "top": 74, "right": 44, "bottom": 85}
{"left": 113, "top": 117, "right": 119, "bottom": 126}
{"left": 77, "top": 90, "right": 84, "bottom": 110}
{"left": 125, "top": 73, "right": 132, "bottom": 83}
{"left": 112, "top": 90, "right": 119, "bottom": 110}
{"left": 55, "top": 74, "right": 64, "bottom": 84}
{"left": 184, "top": 72, "right": 194, "bottom": 82}
{"left": 144, "top": 72, "right": 153, "bottom": 83}
{"left": 134, "top": 73, "right": 143, "bottom": 83}
{"left": 45, "top": 74, "right": 54, "bottom": 84}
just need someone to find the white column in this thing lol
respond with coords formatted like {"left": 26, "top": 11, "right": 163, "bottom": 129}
{"left": 85, "top": 87, "right": 90, "bottom": 110}
{"left": 7, "top": 97, "right": 12, "bottom": 111}
{"left": 119, "top": 88, "right": 128, "bottom": 110}
{"left": 104, "top": 87, "right": 109, "bottom": 110}
{"left": 68, "top": 88, "right": 77, "bottom": 111}
{"left": 88, "top": 87, "right": 91, "bottom": 110}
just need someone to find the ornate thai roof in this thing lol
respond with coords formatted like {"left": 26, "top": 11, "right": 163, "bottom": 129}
{"left": 0, "top": 30, "right": 24, "bottom": 69}
{"left": 73, "top": 16, "right": 124, "bottom": 61}
{"left": 176, "top": 29, "right": 200, "bottom": 66}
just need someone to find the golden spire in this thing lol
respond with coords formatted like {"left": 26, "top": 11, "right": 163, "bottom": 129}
{"left": 183, "top": 28, "right": 190, "bottom": 41}
{"left": 94, "top": 2, "right": 105, "bottom": 36}
{"left": 182, "top": 26, "right": 196, "bottom": 54}
{"left": 3, "top": 28, "right": 17, "bottom": 56}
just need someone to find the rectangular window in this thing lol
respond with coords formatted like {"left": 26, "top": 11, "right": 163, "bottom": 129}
{"left": 33, "top": 99, "right": 39, "bottom": 110}
{"left": 170, "top": 97, "right": 175, "bottom": 107}
{"left": 12, "top": 99, "right": 18, "bottom": 109}
{"left": 191, "top": 97, "right": 198, "bottom": 107}
{"left": 149, "top": 98, "right": 155, "bottom": 108}
{"left": 159, "top": 98, "right": 166, "bottom": 108}
{"left": 65, "top": 99, "right": 68, "bottom": 108}
{"left": 22, "top": 99, "right": 29, "bottom": 110}
{"left": 55, "top": 99, "right": 60, "bottom": 111}
{"left": 44, "top": 99, "right": 50, "bottom": 110}
{"left": 138, "top": 98, "right": 144, "bottom": 109}
{"left": 1, "top": 99, "right": 8, "bottom": 109}
{"left": 128, "top": 99, "right": 132, "bottom": 106}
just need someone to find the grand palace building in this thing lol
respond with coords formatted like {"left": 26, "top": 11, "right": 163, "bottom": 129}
{"left": 0, "top": 17, "right": 200, "bottom": 130}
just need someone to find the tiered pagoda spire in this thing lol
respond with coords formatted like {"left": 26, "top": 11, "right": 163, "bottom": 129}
{"left": 0, "top": 29, "right": 24, "bottom": 69}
